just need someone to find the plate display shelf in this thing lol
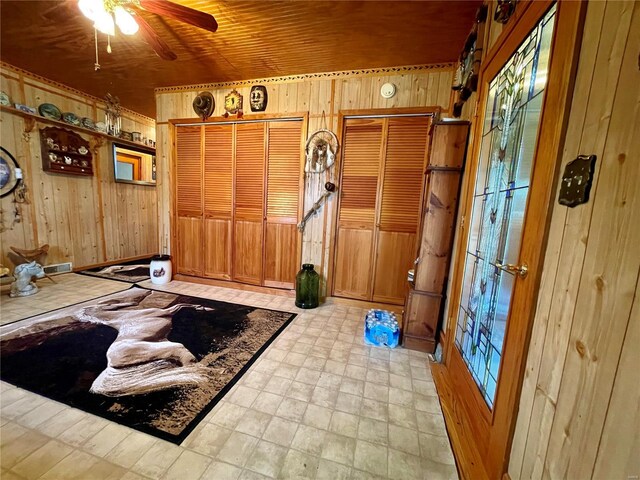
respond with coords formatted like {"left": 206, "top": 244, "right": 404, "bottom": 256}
{"left": 0, "top": 104, "right": 155, "bottom": 154}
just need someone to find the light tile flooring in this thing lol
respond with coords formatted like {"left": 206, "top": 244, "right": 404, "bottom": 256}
{"left": 0, "top": 274, "right": 457, "bottom": 480}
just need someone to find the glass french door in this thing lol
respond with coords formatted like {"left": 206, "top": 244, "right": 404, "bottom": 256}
{"left": 454, "top": 6, "right": 556, "bottom": 408}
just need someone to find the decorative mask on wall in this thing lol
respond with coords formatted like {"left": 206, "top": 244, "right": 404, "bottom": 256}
{"left": 192, "top": 91, "right": 215, "bottom": 121}
{"left": 250, "top": 85, "right": 268, "bottom": 112}
{"left": 494, "top": 0, "right": 517, "bottom": 24}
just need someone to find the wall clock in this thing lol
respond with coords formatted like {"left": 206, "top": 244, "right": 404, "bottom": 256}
{"left": 224, "top": 89, "right": 243, "bottom": 115}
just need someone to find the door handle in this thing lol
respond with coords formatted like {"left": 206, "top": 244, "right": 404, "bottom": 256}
{"left": 495, "top": 262, "right": 528, "bottom": 278}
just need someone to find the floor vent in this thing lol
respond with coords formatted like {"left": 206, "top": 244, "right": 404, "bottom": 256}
{"left": 43, "top": 262, "right": 73, "bottom": 275}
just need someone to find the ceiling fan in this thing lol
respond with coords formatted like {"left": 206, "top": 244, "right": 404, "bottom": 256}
{"left": 44, "top": 0, "right": 218, "bottom": 66}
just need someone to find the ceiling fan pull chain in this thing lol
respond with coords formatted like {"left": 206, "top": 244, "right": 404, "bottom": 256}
{"left": 94, "top": 28, "right": 101, "bottom": 71}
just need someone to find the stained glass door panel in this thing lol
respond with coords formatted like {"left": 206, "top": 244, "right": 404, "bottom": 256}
{"left": 454, "top": 6, "right": 556, "bottom": 408}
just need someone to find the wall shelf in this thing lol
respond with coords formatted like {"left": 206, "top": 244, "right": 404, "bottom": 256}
{"left": 0, "top": 105, "right": 155, "bottom": 154}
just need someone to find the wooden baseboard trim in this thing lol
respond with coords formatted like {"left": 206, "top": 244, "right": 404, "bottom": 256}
{"left": 431, "top": 362, "right": 490, "bottom": 480}
{"left": 73, "top": 253, "right": 155, "bottom": 272}
{"left": 173, "top": 274, "right": 296, "bottom": 297}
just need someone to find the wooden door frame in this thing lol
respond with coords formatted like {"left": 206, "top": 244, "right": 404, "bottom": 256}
{"left": 169, "top": 113, "right": 308, "bottom": 286}
{"left": 326, "top": 107, "right": 441, "bottom": 301}
{"left": 432, "top": 1, "right": 586, "bottom": 479}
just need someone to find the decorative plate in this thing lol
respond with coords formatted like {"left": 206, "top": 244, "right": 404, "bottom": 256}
{"left": 95, "top": 121, "right": 107, "bottom": 132}
{"left": 15, "top": 104, "right": 37, "bottom": 115}
{"left": 38, "top": 103, "right": 62, "bottom": 120}
{"left": 78, "top": 146, "right": 89, "bottom": 155}
{"left": 0, "top": 91, "right": 10, "bottom": 107}
{"left": 62, "top": 112, "right": 81, "bottom": 126}
{"left": 81, "top": 117, "right": 96, "bottom": 130}
{"left": 0, "top": 146, "right": 21, "bottom": 198}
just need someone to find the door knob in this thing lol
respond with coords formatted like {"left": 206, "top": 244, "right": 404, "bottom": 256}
{"left": 495, "top": 262, "right": 528, "bottom": 278}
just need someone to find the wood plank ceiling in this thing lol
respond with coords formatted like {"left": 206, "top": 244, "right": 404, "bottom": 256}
{"left": 0, "top": 0, "right": 480, "bottom": 116}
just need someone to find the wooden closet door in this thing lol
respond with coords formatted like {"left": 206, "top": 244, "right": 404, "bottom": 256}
{"left": 233, "top": 122, "right": 265, "bottom": 285}
{"left": 333, "top": 119, "right": 383, "bottom": 300}
{"left": 264, "top": 121, "right": 303, "bottom": 289}
{"left": 175, "top": 125, "right": 203, "bottom": 276}
{"left": 203, "top": 124, "right": 233, "bottom": 279}
{"left": 372, "top": 117, "right": 431, "bottom": 304}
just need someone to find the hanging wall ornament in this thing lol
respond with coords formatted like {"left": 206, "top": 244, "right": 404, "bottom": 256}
{"left": 298, "top": 112, "right": 340, "bottom": 232}
{"left": 451, "top": 4, "right": 488, "bottom": 117}
{"left": 104, "top": 93, "right": 121, "bottom": 136}
{"left": 193, "top": 91, "right": 215, "bottom": 121}
{"left": 494, "top": 0, "right": 517, "bottom": 24}
{"left": 250, "top": 85, "right": 268, "bottom": 112}
{"left": 304, "top": 130, "right": 339, "bottom": 173}
{"left": 0, "top": 147, "right": 22, "bottom": 198}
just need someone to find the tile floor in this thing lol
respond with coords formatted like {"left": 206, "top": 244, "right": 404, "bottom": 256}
{"left": 0, "top": 274, "right": 457, "bottom": 480}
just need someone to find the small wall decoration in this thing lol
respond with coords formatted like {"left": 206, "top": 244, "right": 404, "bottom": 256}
{"left": 559, "top": 154, "right": 596, "bottom": 208}
{"left": 298, "top": 112, "right": 340, "bottom": 232}
{"left": 452, "top": 5, "right": 488, "bottom": 117}
{"left": 40, "top": 126, "right": 93, "bottom": 176}
{"left": 494, "top": 0, "right": 517, "bottom": 24}
{"left": 0, "top": 147, "right": 22, "bottom": 198}
{"left": 104, "top": 93, "right": 122, "bottom": 136}
{"left": 224, "top": 89, "right": 243, "bottom": 115}
{"left": 192, "top": 91, "right": 215, "bottom": 121}
{"left": 250, "top": 85, "right": 268, "bottom": 112}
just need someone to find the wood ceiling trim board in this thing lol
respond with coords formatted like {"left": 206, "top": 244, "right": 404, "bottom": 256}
{"left": 155, "top": 63, "right": 457, "bottom": 94}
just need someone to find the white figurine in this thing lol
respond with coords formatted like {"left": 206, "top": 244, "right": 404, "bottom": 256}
{"left": 10, "top": 261, "right": 45, "bottom": 297}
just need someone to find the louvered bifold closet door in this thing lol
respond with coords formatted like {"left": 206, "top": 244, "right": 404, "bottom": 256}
{"left": 333, "top": 118, "right": 384, "bottom": 300}
{"left": 203, "top": 124, "right": 233, "bottom": 279}
{"left": 372, "top": 117, "right": 431, "bottom": 304}
{"left": 176, "top": 125, "right": 203, "bottom": 276}
{"left": 264, "top": 121, "right": 303, "bottom": 289}
{"left": 233, "top": 122, "right": 265, "bottom": 285}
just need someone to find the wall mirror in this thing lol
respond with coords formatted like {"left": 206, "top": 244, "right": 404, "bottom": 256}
{"left": 112, "top": 142, "right": 156, "bottom": 185}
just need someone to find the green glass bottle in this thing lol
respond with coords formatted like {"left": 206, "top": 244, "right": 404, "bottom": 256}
{"left": 295, "top": 264, "right": 319, "bottom": 309}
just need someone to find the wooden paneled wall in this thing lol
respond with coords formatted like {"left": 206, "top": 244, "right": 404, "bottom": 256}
{"left": 155, "top": 64, "right": 455, "bottom": 294}
{"left": 508, "top": 2, "right": 640, "bottom": 478}
{"left": 0, "top": 63, "right": 158, "bottom": 269}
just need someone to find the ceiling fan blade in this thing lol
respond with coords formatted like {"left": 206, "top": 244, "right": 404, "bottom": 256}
{"left": 135, "top": 15, "right": 178, "bottom": 61}
{"left": 138, "top": 0, "right": 218, "bottom": 33}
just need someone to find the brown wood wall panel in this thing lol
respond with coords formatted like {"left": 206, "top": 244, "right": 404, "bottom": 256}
{"left": 176, "top": 125, "right": 202, "bottom": 216}
{"left": 338, "top": 121, "right": 383, "bottom": 226}
{"left": 333, "top": 227, "right": 374, "bottom": 300}
{"left": 263, "top": 223, "right": 298, "bottom": 288}
{"left": 233, "top": 220, "right": 263, "bottom": 285}
{"left": 177, "top": 216, "right": 203, "bottom": 276}
{"left": 156, "top": 67, "right": 456, "bottom": 291}
{"left": 235, "top": 123, "right": 265, "bottom": 221}
{"left": 509, "top": 2, "right": 640, "bottom": 478}
{"left": 372, "top": 231, "right": 417, "bottom": 305}
{"left": 203, "top": 124, "right": 233, "bottom": 218}
{"left": 204, "top": 218, "right": 231, "bottom": 279}
{"left": 379, "top": 118, "right": 430, "bottom": 233}
{"left": 266, "top": 121, "right": 302, "bottom": 220}
{"left": 0, "top": 64, "right": 157, "bottom": 269}
{"left": 415, "top": 171, "right": 462, "bottom": 292}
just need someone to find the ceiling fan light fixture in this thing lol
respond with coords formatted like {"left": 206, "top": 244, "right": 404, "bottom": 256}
{"left": 115, "top": 6, "right": 139, "bottom": 35}
{"left": 94, "top": 8, "right": 115, "bottom": 36}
